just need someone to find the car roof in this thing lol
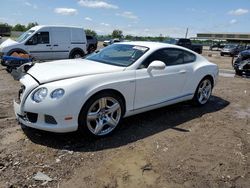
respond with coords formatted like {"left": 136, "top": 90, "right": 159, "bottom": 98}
{"left": 30, "top": 25, "right": 84, "bottom": 31}
{"left": 119, "top": 41, "right": 190, "bottom": 51}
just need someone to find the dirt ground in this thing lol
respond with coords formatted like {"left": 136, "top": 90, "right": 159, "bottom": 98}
{"left": 0, "top": 50, "right": 249, "bottom": 188}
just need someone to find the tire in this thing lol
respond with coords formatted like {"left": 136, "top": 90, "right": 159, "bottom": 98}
{"left": 7, "top": 49, "right": 28, "bottom": 56}
{"left": 70, "top": 50, "right": 84, "bottom": 59}
{"left": 6, "top": 67, "right": 12, "bottom": 73}
{"left": 221, "top": 53, "right": 224, "bottom": 56}
{"left": 235, "top": 70, "right": 243, "bottom": 76}
{"left": 192, "top": 77, "right": 213, "bottom": 106}
{"left": 87, "top": 45, "right": 96, "bottom": 54}
{"left": 78, "top": 92, "right": 125, "bottom": 137}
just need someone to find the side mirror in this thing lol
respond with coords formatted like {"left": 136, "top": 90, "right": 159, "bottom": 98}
{"left": 27, "top": 38, "right": 34, "bottom": 45}
{"left": 26, "top": 35, "right": 37, "bottom": 45}
{"left": 147, "top": 60, "right": 166, "bottom": 72}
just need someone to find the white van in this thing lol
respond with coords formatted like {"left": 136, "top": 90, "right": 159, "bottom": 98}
{"left": 0, "top": 25, "right": 87, "bottom": 60}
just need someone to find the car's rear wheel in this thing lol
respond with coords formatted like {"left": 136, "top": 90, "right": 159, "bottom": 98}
{"left": 193, "top": 78, "right": 213, "bottom": 106}
{"left": 78, "top": 92, "right": 124, "bottom": 137}
{"left": 70, "top": 50, "right": 84, "bottom": 59}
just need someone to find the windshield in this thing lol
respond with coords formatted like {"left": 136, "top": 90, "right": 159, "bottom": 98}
{"left": 164, "top": 38, "right": 177, "bottom": 44}
{"left": 85, "top": 44, "right": 149, "bottom": 67}
{"left": 16, "top": 30, "right": 35, "bottom": 43}
{"left": 224, "top": 44, "right": 237, "bottom": 49}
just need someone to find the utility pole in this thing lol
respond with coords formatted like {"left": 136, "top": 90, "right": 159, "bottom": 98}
{"left": 185, "top": 27, "right": 189, "bottom": 38}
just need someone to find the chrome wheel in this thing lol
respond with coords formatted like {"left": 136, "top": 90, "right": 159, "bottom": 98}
{"left": 197, "top": 79, "right": 212, "bottom": 105}
{"left": 86, "top": 97, "right": 122, "bottom": 136}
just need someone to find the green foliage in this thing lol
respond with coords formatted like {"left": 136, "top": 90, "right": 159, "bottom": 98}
{"left": 0, "top": 23, "right": 11, "bottom": 28}
{"left": 124, "top": 35, "right": 170, "bottom": 42}
{"left": 85, "top": 29, "right": 97, "bottom": 37}
{"left": 26, "top": 22, "right": 38, "bottom": 30}
{"left": 11, "top": 22, "right": 39, "bottom": 31}
{"left": 112, "top": 29, "right": 123, "bottom": 39}
{"left": 12, "top": 24, "right": 26, "bottom": 31}
{"left": 1, "top": 22, "right": 173, "bottom": 42}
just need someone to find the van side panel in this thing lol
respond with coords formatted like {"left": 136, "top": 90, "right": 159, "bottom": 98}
{"left": 70, "top": 28, "right": 87, "bottom": 55}
{"left": 71, "top": 28, "right": 84, "bottom": 42}
{"left": 51, "top": 27, "right": 71, "bottom": 59}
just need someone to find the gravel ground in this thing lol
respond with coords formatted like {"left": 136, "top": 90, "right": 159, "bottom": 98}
{"left": 0, "top": 50, "right": 249, "bottom": 188}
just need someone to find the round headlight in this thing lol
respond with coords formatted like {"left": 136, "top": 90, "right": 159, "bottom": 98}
{"left": 50, "top": 89, "right": 65, "bottom": 99}
{"left": 32, "top": 87, "right": 48, "bottom": 103}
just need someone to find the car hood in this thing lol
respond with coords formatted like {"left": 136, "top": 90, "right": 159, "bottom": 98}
{"left": 27, "top": 59, "right": 125, "bottom": 84}
{"left": 0, "top": 38, "right": 19, "bottom": 48}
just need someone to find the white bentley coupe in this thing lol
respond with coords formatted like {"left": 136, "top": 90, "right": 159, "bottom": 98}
{"left": 14, "top": 42, "right": 218, "bottom": 136}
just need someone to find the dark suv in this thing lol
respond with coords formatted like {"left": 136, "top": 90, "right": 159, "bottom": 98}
{"left": 220, "top": 44, "right": 245, "bottom": 57}
{"left": 233, "top": 50, "right": 250, "bottom": 76}
{"left": 86, "top": 35, "right": 98, "bottom": 54}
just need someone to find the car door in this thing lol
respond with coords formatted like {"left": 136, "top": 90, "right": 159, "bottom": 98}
{"left": 134, "top": 48, "right": 195, "bottom": 110}
{"left": 25, "top": 30, "right": 53, "bottom": 60}
{"left": 50, "top": 28, "right": 70, "bottom": 59}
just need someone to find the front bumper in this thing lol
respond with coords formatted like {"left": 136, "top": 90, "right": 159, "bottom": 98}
{"left": 13, "top": 74, "right": 79, "bottom": 133}
{"left": 14, "top": 100, "right": 78, "bottom": 133}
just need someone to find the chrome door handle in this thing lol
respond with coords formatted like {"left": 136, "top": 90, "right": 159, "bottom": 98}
{"left": 179, "top": 70, "right": 187, "bottom": 74}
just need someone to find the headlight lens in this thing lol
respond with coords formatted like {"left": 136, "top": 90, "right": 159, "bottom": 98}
{"left": 32, "top": 87, "right": 48, "bottom": 103}
{"left": 50, "top": 88, "right": 65, "bottom": 99}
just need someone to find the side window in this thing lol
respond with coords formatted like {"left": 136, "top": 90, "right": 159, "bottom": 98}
{"left": 87, "top": 36, "right": 93, "bottom": 40}
{"left": 139, "top": 49, "right": 167, "bottom": 68}
{"left": 139, "top": 48, "right": 196, "bottom": 68}
{"left": 26, "top": 32, "right": 49, "bottom": 45}
{"left": 183, "top": 51, "right": 196, "bottom": 63}
{"left": 162, "top": 49, "right": 184, "bottom": 65}
{"left": 37, "top": 32, "right": 49, "bottom": 44}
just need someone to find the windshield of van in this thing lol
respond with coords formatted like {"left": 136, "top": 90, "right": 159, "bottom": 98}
{"left": 224, "top": 44, "right": 237, "bottom": 49}
{"left": 85, "top": 44, "right": 149, "bottom": 67}
{"left": 16, "top": 30, "right": 35, "bottom": 43}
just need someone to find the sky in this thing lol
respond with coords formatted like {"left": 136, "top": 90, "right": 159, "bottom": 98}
{"left": 0, "top": 0, "right": 250, "bottom": 37}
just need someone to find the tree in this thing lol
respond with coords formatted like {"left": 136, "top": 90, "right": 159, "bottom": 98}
{"left": 125, "top": 35, "right": 133, "bottom": 40}
{"left": 84, "top": 29, "right": 97, "bottom": 37}
{"left": 12, "top": 24, "right": 26, "bottom": 31}
{"left": 26, "top": 22, "right": 38, "bottom": 30}
{"left": 158, "top": 34, "right": 164, "bottom": 42}
{"left": 112, "top": 29, "right": 123, "bottom": 39}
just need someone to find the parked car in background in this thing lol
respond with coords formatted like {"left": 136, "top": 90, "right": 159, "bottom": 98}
{"left": 103, "top": 38, "right": 120, "bottom": 47}
{"left": 209, "top": 43, "right": 226, "bottom": 51}
{"left": 14, "top": 42, "right": 218, "bottom": 136}
{"left": 164, "top": 38, "right": 203, "bottom": 54}
{"left": 220, "top": 44, "right": 245, "bottom": 57}
{"left": 0, "top": 25, "right": 11, "bottom": 37}
{"left": 0, "top": 25, "right": 87, "bottom": 60}
{"left": 233, "top": 49, "right": 250, "bottom": 76}
{"left": 86, "top": 35, "right": 98, "bottom": 54}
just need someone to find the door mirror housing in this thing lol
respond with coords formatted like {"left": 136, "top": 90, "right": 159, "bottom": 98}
{"left": 147, "top": 60, "right": 166, "bottom": 72}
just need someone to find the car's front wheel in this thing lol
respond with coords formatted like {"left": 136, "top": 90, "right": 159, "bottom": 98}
{"left": 193, "top": 78, "right": 213, "bottom": 106}
{"left": 78, "top": 92, "right": 124, "bottom": 137}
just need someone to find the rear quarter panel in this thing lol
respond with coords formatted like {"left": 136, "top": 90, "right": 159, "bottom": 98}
{"left": 183, "top": 56, "right": 218, "bottom": 95}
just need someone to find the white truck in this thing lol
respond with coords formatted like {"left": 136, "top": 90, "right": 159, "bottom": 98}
{"left": 0, "top": 25, "right": 87, "bottom": 60}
